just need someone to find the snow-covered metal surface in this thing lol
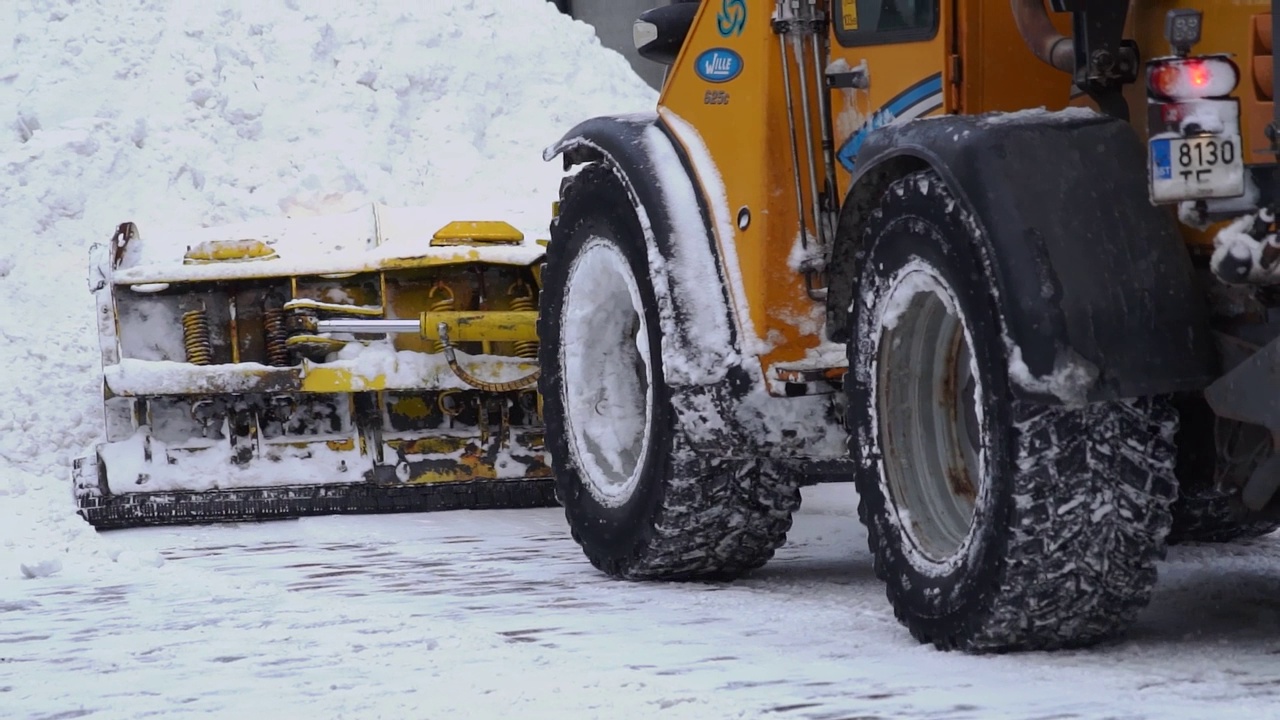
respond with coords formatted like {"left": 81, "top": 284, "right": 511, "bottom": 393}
{"left": 111, "top": 202, "right": 551, "bottom": 284}
{"left": 94, "top": 429, "right": 371, "bottom": 492}
{"left": 657, "top": 108, "right": 765, "bottom": 358}
{"left": 102, "top": 347, "right": 539, "bottom": 396}
{"left": 6, "top": 486, "right": 1280, "bottom": 719}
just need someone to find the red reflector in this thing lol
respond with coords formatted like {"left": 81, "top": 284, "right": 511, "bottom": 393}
{"left": 1146, "top": 56, "right": 1239, "bottom": 100}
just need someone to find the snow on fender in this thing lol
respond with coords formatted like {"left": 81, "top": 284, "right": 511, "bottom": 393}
{"left": 542, "top": 114, "right": 741, "bottom": 388}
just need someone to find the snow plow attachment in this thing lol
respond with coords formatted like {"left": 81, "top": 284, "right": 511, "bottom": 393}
{"left": 73, "top": 205, "right": 557, "bottom": 529}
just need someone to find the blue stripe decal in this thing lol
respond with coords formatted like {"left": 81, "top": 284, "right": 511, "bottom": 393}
{"left": 836, "top": 73, "right": 943, "bottom": 172}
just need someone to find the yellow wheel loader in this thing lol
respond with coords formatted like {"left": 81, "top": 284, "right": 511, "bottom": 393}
{"left": 73, "top": 205, "right": 557, "bottom": 528}
{"left": 536, "top": 0, "right": 1280, "bottom": 652}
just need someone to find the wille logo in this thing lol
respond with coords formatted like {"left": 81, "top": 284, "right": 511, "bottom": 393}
{"left": 703, "top": 54, "right": 735, "bottom": 76}
{"left": 695, "top": 48, "right": 743, "bottom": 82}
{"left": 717, "top": 0, "right": 746, "bottom": 37}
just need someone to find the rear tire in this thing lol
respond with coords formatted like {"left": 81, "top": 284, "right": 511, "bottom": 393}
{"left": 1169, "top": 397, "right": 1279, "bottom": 544}
{"left": 847, "top": 170, "right": 1178, "bottom": 652}
{"left": 539, "top": 164, "right": 799, "bottom": 580}
{"left": 1170, "top": 487, "right": 1279, "bottom": 544}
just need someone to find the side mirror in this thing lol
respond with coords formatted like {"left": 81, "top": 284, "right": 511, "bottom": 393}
{"left": 634, "top": 2, "right": 700, "bottom": 66}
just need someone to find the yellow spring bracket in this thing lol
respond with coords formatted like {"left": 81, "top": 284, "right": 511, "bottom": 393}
{"left": 507, "top": 281, "right": 539, "bottom": 360}
{"left": 426, "top": 283, "right": 456, "bottom": 353}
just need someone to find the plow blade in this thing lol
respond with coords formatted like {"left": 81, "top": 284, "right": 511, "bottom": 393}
{"left": 76, "top": 203, "right": 559, "bottom": 530}
{"left": 74, "top": 455, "right": 556, "bottom": 530}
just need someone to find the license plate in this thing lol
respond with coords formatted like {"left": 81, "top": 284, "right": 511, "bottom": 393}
{"left": 1149, "top": 135, "right": 1244, "bottom": 203}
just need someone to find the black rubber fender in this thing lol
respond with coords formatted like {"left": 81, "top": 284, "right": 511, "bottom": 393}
{"left": 828, "top": 111, "right": 1218, "bottom": 404}
{"left": 544, "top": 114, "right": 786, "bottom": 457}
{"left": 544, "top": 114, "right": 744, "bottom": 389}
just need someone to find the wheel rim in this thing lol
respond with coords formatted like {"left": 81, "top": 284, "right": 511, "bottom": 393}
{"left": 560, "top": 237, "right": 653, "bottom": 508}
{"left": 875, "top": 263, "right": 985, "bottom": 570}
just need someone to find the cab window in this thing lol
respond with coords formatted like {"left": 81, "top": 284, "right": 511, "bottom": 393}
{"left": 834, "top": 0, "right": 938, "bottom": 46}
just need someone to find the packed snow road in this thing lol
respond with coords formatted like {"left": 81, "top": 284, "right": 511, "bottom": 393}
{"left": 5, "top": 486, "right": 1280, "bottom": 720}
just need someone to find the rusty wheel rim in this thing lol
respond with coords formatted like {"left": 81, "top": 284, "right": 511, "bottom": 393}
{"left": 876, "top": 265, "right": 984, "bottom": 568}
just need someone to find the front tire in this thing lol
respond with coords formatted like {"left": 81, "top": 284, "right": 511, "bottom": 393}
{"left": 539, "top": 164, "right": 799, "bottom": 580}
{"left": 847, "top": 171, "right": 1178, "bottom": 652}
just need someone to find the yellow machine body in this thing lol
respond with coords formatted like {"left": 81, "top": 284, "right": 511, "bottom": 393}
{"left": 648, "top": 0, "right": 1263, "bottom": 391}
{"left": 651, "top": 0, "right": 1063, "bottom": 390}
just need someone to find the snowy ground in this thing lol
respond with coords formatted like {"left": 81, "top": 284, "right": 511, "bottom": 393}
{"left": 6, "top": 485, "right": 1280, "bottom": 720}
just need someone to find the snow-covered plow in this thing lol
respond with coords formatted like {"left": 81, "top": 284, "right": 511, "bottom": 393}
{"left": 73, "top": 204, "right": 556, "bottom": 529}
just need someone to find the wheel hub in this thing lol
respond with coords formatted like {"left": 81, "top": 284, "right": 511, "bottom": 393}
{"left": 560, "top": 238, "right": 653, "bottom": 508}
{"left": 875, "top": 265, "right": 985, "bottom": 568}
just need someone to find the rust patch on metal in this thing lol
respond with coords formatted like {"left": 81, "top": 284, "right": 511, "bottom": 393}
{"left": 940, "top": 327, "right": 964, "bottom": 426}
{"left": 946, "top": 464, "right": 977, "bottom": 502}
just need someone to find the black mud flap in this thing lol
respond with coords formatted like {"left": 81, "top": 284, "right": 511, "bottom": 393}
{"left": 75, "top": 479, "right": 560, "bottom": 531}
{"left": 831, "top": 111, "right": 1218, "bottom": 403}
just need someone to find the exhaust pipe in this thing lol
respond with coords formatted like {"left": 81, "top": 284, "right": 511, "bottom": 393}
{"left": 1011, "top": 0, "right": 1074, "bottom": 73}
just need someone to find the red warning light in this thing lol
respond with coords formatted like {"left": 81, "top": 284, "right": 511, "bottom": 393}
{"left": 1188, "top": 60, "right": 1209, "bottom": 88}
{"left": 1146, "top": 56, "right": 1238, "bottom": 100}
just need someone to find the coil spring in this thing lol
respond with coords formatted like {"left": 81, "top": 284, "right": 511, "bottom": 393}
{"left": 263, "top": 308, "right": 290, "bottom": 366}
{"left": 181, "top": 308, "right": 213, "bottom": 365}
{"left": 508, "top": 282, "right": 538, "bottom": 359}
{"left": 428, "top": 283, "right": 455, "bottom": 353}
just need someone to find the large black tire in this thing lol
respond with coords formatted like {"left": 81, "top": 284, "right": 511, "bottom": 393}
{"left": 539, "top": 164, "right": 800, "bottom": 580}
{"left": 847, "top": 170, "right": 1178, "bottom": 652}
{"left": 1168, "top": 396, "right": 1279, "bottom": 544}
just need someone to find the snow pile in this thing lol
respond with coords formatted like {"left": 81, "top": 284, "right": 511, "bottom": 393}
{"left": 0, "top": 0, "right": 656, "bottom": 578}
